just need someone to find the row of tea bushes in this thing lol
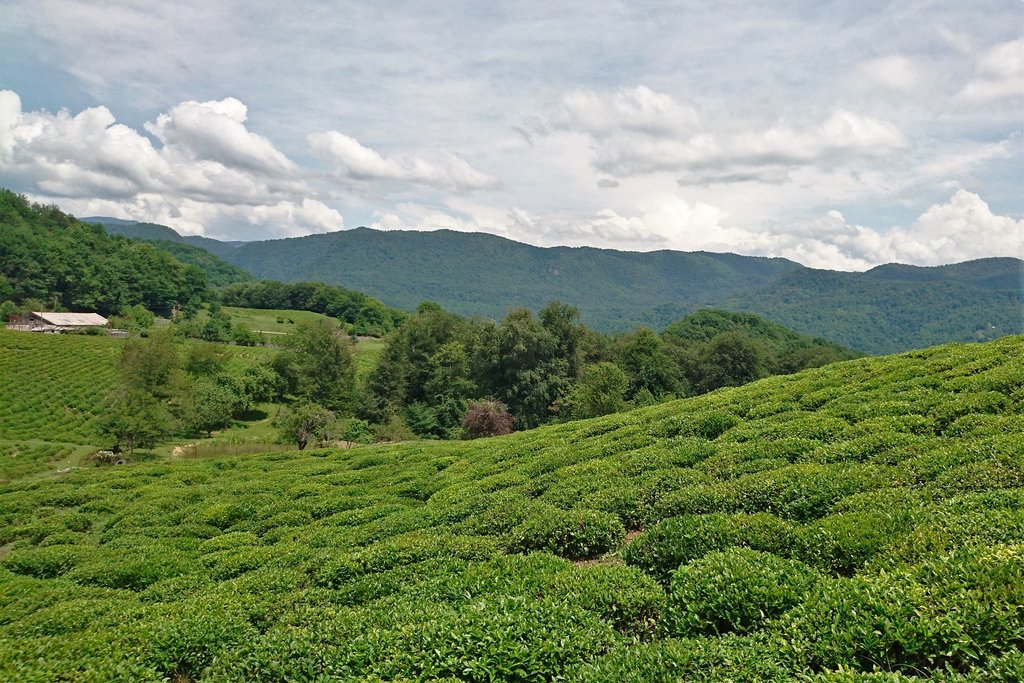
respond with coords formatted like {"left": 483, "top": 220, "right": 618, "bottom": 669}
{"left": 1, "top": 336, "right": 1021, "bottom": 680}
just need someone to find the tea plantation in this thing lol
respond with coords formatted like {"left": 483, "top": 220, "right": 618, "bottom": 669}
{"left": 0, "top": 329, "right": 281, "bottom": 482}
{"left": 1, "top": 336, "right": 1022, "bottom": 681}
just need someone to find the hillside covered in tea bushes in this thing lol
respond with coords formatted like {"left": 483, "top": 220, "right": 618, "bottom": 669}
{"left": 1, "top": 336, "right": 1022, "bottom": 681}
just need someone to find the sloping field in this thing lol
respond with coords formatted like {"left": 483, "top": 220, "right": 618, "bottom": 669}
{"left": 1, "top": 336, "right": 1022, "bottom": 680}
{"left": 0, "top": 329, "right": 278, "bottom": 481}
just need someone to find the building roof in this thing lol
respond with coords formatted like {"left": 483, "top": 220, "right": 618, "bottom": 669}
{"left": 31, "top": 312, "right": 109, "bottom": 326}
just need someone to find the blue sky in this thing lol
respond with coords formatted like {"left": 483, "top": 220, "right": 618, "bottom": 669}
{"left": 1, "top": 0, "right": 1021, "bottom": 269}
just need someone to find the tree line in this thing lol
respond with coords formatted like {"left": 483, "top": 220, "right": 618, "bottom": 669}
{"left": 355, "top": 302, "right": 859, "bottom": 440}
{"left": 100, "top": 302, "right": 858, "bottom": 454}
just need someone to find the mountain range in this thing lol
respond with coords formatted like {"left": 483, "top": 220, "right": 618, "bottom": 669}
{"left": 88, "top": 218, "right": 1023, "bottom": 355}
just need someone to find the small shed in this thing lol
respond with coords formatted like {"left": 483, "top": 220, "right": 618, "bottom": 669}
{"left": 7, "top": 311, "right": 110, "bottom": 333}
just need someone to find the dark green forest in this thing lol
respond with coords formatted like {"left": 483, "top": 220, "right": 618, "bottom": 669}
{"left": 0, "top": 191, "right": 209, "bottom": 316}
{"left": 101, "top": 219, "right": 1024, "bottom": 354}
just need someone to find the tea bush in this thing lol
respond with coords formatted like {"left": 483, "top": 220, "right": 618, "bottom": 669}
{"left": 662, "top": 548, "right": 820, "bottom": 636}
{"left": 504, "top": 506, "right": 625, "bottom": 560}
{"left": 1, "top": 334, "right": 1021, "bottom": 679}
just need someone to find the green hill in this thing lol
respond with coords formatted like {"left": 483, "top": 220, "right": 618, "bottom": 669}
{"left": 0, "top": 192, "right": 211, "bottom": 315}
{"left": 2, "top": 335, "right": 1021, "bottom": 679}
{"left": 84, "top": 219, "right": 1023, "bottom": 354}
{"left": 721, "top": 259, "right": 1023, "bottom": 353}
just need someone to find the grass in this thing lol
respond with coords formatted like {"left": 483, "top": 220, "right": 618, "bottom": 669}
{"left": 223, "top": 306, "right": 345, "bottom": 336}
{"left": 0, "top": 335, "right": 1021, "bottom": 680}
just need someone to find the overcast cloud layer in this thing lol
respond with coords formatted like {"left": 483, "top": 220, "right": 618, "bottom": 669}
{"left": 1, "top": 0, "right": 1021, "bottom": 267}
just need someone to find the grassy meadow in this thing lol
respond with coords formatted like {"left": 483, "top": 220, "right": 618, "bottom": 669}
{"left": 0, "top": 334, "right": 1021, "bottom": 680}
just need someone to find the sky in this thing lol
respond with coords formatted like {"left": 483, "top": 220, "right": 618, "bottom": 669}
{"left": 1, "top": 0, "right": 1022, "bottom": 270}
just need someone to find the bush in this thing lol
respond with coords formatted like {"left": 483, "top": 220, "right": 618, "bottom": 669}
{"left": 624, "top": 512, "right": 797, "bottom": 584}
{"left": 571, "top": 634, "right": 789, "bottom": 682}
{"left": 387, "top": 596, "right": 620, "bottom": 681}
{"left": 796, "top": 511, "right": 911, "bottom": 575}
{"left": 663, "top": 548, "right": 820, "bottom": 636}
{"left": 778, "top": 543, "right": 1024, "bottom": 675}
{"left": 505, "top": 507, "right": 626, "bottom": 560}
{"left": 461, "top": 400, "right": 516, "bottom": 439}
{"left": 551, "top": 564, "right": 665, "bottom": 637}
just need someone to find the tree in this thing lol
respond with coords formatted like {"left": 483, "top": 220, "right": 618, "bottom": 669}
{"left": 101, "top": 328, "right": 186, "bottom": 454}
{"left": 421, "top": 342, "right": 476, "bottom": 438}
{"left": 539, "top": 300, "right": 585, "bottom": 379}
{"left": 472, "top": 308, "right": 568, "bottom": 428}
{"left": 693, "top": 331, "right": 767, "bottom": 392}
{"left": 560, "top": 362, "right": 629, "bottom": 420}
{"left": 183, "top": 341, "right": 230, "bottom": 376}
{"left": 284, "top": 317, "right": 356, "bottom": 413}
{"left": 277, "top": 401, "right": 335, "bottom": 450}
{"left": 102, "top": 386, "right": 174, "bottom": 457}
{"left": 461, "top": 400, "right": 515, "bottom": 439}
{"left": 616, "top": 327, "right": 684, "bottom": 400}
{"left": 109, "top": 304, "right": 155, "bottom": 333}
{"left": 185, "top": 376, "right": 240, "bottom": 437}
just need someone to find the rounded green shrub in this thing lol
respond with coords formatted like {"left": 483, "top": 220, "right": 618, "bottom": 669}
{"left": 624, "top": 512, "right": 797, "bottom": 584}
{"left": 551, "top": 564, "right": 665, "bottom": 637}
{"left": 663, "top": 548, "right": 819, "bottom": 636}
{"left": 571, "top": 634, "right": 789, "bottom": 682}
{"left": 778, "top": 543, "right": 1024, "bottom": 676}
{"left": 505, "top": 507, "right": 625, "bottom": 560}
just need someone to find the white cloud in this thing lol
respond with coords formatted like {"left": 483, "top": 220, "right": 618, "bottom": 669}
{"left": 145, "top": 98, "right": 296, "bottom": 175}
{"left": 309, "top": 131, "right": 500, "bottom": 192}
{"left": 850, "top": 55, "right": 923, "bottom": 93}
{"left": 559, "top": 85, "right": 701, "bottom": 139}
{"left": 957, "top": 38, "right": 1024, "bottom": 104}
{"left": 0, "top": 91, "right": 333, "bottom": 239}
{"left": 545, "top": 86, "right": 909, "bottom": 182}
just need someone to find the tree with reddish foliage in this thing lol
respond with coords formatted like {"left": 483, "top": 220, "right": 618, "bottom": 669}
{"left": 461, "top": 400, "right": 516, "bottom": 439}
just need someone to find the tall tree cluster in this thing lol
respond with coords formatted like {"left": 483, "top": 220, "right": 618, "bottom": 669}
{"left": 361, "top": 303, "right": 860, "bottom": 439}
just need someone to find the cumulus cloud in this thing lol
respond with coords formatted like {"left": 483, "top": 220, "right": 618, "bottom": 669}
{"left": 559, "top": 85, "right": 701, "bottom": 139}
{"left": 145, "top": 98, "right": 297, "bottom": 175}
{"left": 957, "top": 38, "right": 1024, "bottom": 104}
{"left": 0, "top": 90, "right": 334, "bottom": 239}
{"left": 309, "top": 131, "right": 500, "bottom": 192}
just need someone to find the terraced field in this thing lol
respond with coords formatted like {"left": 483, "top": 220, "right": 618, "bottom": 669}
{"left": 0, "top": 330, "right": 122, "bottom": 445}
{"left": 1, "top": 335, "right": 1021, "bottom": 681}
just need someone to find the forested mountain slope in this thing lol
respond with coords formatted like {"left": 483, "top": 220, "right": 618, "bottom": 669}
{"left": 83, "top": 219, "right": 1024, "bottom": 354}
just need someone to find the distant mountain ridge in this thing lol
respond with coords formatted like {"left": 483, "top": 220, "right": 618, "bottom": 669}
{"left": 86, "top": 217, "right": 1023, "bottom": 354}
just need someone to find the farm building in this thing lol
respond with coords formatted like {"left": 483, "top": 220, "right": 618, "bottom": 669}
{"left": 6, "top": 311, "right": 110, "bottom": 333}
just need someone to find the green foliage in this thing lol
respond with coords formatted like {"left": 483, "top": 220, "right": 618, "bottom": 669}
{"left": 778, "top": 543, "right": 1024, "bottom": 675}
{"left": 282, "top": 317, "right": 356, "bottom": 413}
{"left": 0, "top": 335, "right": 1022, "bottom": 680}
{"left": 504, "top": 506, "right": 626, "bottom": 560}
{"left": 0, "top": 190, "right": 209, "bottom": 314}
{"left": 616, "top": 327, "right": 684, "bottom": 399}
{"left": 275, "top": 401, "right": 335, "bottom": 450}
{"left": 663, "top": 548, "right": 820, "bottom": 636}
{"left": 561, "top": 361, "right": 629, "bottom": 420}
